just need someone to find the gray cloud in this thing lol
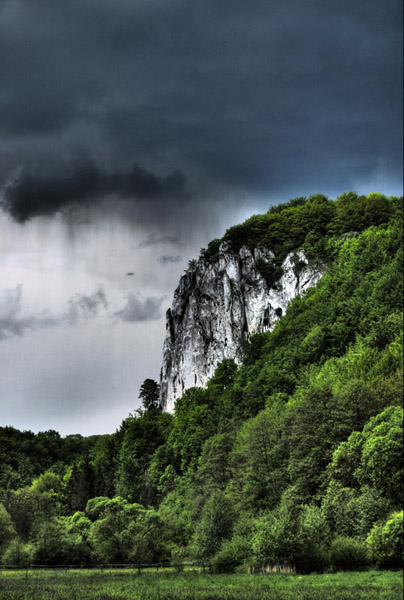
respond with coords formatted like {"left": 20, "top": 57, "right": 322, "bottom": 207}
{"left": 0, "top": 286, "right": 33, "bottom": 340}
{"left": 1, "top": 164, "right": 187, "bottom": 223}
{"left": 65, "top": 288, "right": 108, "bottom": 324}
{"left": 157, "top": 254, "right": 182, "bottom": 264}
{"left": 137, "top": 233, "right": 182, "bottom": 248}
{"left": 0, "top": 285, "right": 109, "bottom": 340}
{"left": 114, "top": 294, "right": 164, "bottom": 323}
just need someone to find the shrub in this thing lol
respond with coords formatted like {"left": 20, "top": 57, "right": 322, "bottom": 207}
{"left": 2, "top": 540, "right": 33, "bottom": 568}
{"left": 296, "top": 505, "right": 330, "bottom": 573}
{"left": 322, "top": 482, "right": 393, "bottom": 538}
{"left": 170, "top": 545, "right": 186, "bottom": 572}
{"left": 367, "top": 511, "right": 403, "bottom": 567}
{"left": 251, "top": 505, "right": 330, "bottom": 573}
{"left": 211, "top": 542, "right": 241, "bottom": 573}
{"left": 211, "top": 536, "right": 250, "bottom": 573}
{"left": 344, "top": 487, "right": 394, "bottom": 538}
{"left": 330, "top": 536, "right": 369, "bottom": 571}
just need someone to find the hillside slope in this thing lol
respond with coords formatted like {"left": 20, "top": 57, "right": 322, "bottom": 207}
{"left": 0, "top": 191, "right": 402, "bottom": 572}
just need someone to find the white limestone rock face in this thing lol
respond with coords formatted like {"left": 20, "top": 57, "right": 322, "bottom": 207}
{"left": 160, "top": 245, "right": 324, "bottom": 412}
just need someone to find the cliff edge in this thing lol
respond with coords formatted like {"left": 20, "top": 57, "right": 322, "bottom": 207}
{"left": 160, "top": 242, "right": 324, "bottom": 412}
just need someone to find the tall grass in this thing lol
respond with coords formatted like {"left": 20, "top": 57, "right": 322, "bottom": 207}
{"left": 0, "top": 569, "right": 402, "bottom": 600}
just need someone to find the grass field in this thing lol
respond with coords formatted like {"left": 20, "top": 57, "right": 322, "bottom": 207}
{"left": 0, "top": 569, "right": 402, "bottom": 600}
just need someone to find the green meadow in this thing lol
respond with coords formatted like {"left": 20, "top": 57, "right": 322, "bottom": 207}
{"left": 0, "top": 569, "right": 402, "bottom": 600}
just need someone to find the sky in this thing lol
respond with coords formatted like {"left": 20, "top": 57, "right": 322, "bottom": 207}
{"left": 0, "top": 0, "right": 402, "bottom": 436}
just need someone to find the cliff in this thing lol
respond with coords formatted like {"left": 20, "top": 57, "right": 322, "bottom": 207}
{"left": 160, "top": 243, "right": 324, "bottom": 412}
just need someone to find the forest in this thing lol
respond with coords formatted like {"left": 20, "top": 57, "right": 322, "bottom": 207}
{"left": 0, "top": 191, "right": 402, "bottom": 573}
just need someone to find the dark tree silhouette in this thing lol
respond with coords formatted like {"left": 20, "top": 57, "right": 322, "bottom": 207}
{"left": 139, "top": 379, "right": 160, "bottom": 410}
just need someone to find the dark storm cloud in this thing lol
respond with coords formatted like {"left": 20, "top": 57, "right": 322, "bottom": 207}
{"left": 1, "top": 164, "right": 187, "bottom": 223}
{"left": 0, "top": 96, "right": 77, "bottom": 136}
{"left": 157, "top": 255, "right": 182, "bottom": 264}
{"left": 114, "top": 294, "right": 164, "bottom": 323}
{"left": 0, "top": 0, "right": 402, "bottom": 217}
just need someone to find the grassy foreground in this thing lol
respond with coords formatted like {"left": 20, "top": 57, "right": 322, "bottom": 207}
{"left": 0, "top": 569, "right": 402, "bottom": 600}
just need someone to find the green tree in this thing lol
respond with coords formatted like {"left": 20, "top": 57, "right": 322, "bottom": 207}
{"left": 329, "top": 406, "right": 403, "bottom": 505}
{"left": 195, "top": 433, "right": 233, "bottom": 495}
{"left": 5, "top": 488, "right": 56, "bottom": 542}
{"left": 322, "top": 481, "right": 392, "bottom": 538}
{"left": 252, "top": 507, "right": 299, "bottom": 570}
{"left": 90, "top": 435, "right": 118, "bottom": 498}
{"left": 230, "top": 401, "right": 286, "bottom": 510}
{"left": 65, "top": 456, "right": 95, "bottom": 512}
{"left": 65, "top": 511, "right": 93, "bottom": 557}
{"left": 297, "top": 505, "right": 330, "bottom": 573}
{"left": 252, "top": 504, "right": 330, "bottom": 573}
{"left": 88, "top": 497, "right": 164, "bottom": 564}
{"left": 0, "top": 504, "right": 16, "bottom": 556}
{"left": 139, "top": 379, "right": 160, "bottom": 410}
{"left": 32, "top": 520, "right": 70, "bottom": 566}
{"left": 2, "top": 540, "right": 33, "bottom": 567}
{"left": 367, "top": 511, "right": 403, "bottom": 567}
{"left": 31, "top": 472, "right": 63, "bottom": 495}
{"left": 357, "top": 407, "right": 403, "bottom": 504}
{"left": 116, "top": 409, "right": 172, "bottom": 504}
{"left": 191, "top": 491, "right": 234, "bottom": 561}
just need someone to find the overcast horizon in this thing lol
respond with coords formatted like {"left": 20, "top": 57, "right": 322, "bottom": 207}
{"left": 0, "top": 0, "right": 402, "bottom": 437}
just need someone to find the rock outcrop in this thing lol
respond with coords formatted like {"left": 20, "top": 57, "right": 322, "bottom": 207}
{"left": 160, "top": 243, "right": 324, "bottom": 412}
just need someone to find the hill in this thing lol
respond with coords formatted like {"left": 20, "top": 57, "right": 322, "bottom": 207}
{"left": 0, "top": 191, "right": 402, "bottom": 571}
